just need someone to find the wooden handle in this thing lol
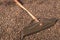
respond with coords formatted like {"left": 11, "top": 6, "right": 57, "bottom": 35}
{"left": 14, "top": 0, "right": 39, "bottom": 22}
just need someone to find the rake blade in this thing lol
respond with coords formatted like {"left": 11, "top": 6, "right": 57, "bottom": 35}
{"left": 21, "top": 18, "right": 58, "bottom": 40}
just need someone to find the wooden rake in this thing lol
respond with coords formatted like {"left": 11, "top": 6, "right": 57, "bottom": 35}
{"left": 14, "top": 0, "right": 58, "bottom": 40}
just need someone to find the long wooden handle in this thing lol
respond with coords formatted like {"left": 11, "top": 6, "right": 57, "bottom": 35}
{"left": 14, "top": 0, "right": 39, "bottom": 22}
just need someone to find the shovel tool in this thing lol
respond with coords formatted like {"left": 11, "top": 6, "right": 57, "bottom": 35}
{"left": 14, "top": 0, "right": 58, "bottom": 40}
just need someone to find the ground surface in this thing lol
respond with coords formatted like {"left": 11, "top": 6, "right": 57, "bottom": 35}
{"left": 0, "top": 0, "right": 60, "bottom": 40}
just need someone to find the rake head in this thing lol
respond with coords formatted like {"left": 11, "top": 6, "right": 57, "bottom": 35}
{"left": 20, "top": 18, "right": 58, "bottom": 40}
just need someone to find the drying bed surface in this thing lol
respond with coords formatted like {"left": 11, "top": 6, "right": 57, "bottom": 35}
{"left": 0, "top": 0, "right": 60, "bottom": 40}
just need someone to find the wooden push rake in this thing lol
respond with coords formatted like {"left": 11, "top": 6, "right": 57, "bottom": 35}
{"left": 14, "top": 0, "right": 58, "bottom": 40}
